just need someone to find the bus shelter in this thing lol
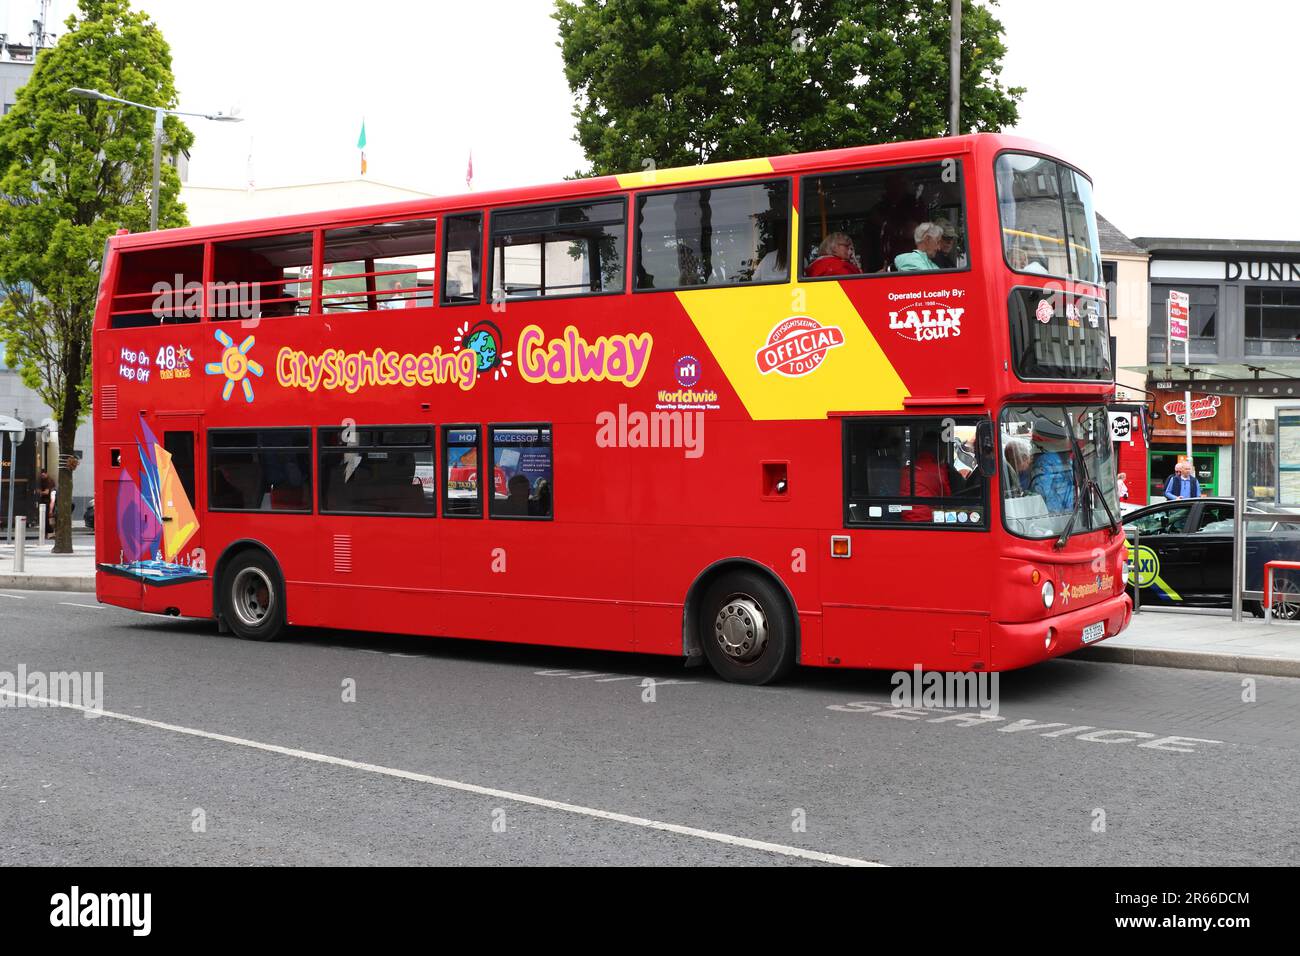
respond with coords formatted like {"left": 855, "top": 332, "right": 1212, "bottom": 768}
{"left": 1182, "top": 372, "right": 1300, "bottom": 622}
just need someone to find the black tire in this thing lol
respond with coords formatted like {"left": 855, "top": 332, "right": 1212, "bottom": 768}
{"left": 219, "top": 550, "right": 285, "bottom": 641}
{"left": 697, "top": 570, "right": 796, "bottom": 685}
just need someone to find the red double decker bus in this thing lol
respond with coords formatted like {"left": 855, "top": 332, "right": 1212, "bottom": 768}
{"left": 92, "top": 133, "right": 1131, "bottom": 684}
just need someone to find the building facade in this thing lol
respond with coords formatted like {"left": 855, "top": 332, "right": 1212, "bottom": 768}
{"left": 1097, "top": 214, "right": 1151, "bottom": 506}
{"left": 1133, "top": 237, "right": 1300, "bottom": 499}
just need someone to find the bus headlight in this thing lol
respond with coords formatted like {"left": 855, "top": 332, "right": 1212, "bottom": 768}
{"left": 1042, "top": 581, "right": 1055, "bottom": 608}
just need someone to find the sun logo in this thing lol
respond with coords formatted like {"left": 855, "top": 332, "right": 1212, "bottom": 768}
{"left": 204, "top": 330, "right": 263, "bottom": 403}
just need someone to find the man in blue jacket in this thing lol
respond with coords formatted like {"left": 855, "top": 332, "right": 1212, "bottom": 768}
{"left": 1028, "top": 419, "right": 1076, "bottom": 514}
{"left": 1164, "top": 460, "right": 1201, "bottom": 499}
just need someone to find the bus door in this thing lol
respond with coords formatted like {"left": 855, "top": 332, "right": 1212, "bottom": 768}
{"left": 151, "top": 413, "right": 205, "bottom": 576}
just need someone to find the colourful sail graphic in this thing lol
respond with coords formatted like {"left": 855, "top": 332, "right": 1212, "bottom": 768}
{"left": 98, "top": 423, "right": 206, "bottom": 586}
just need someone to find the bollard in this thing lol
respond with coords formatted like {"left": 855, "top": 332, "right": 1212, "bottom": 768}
{"left": 14, "top": 516, "right": 25, "bottom": 572}
{"left": 39, "top": 503, "right": 46, "bottom": 544}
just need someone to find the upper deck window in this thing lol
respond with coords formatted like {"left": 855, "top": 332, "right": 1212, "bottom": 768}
{"left": 321, "top": 219, "right": 436, "bottom": 313}
{"left": 210, "top": 232, "right": 313, "bottom": 321}
{"left": 995, "top": 153, "right": 1101, "bottom": 285}
{"left": 109, "top": 244, "right": 204, "bottom": 328}
{"left": 800, "top": 162, "right": 967, "bottom": 278}
{"left": 635, "top": 180, "right": 789, "bottom": 290}
{"left": 442, "top": 214, "right": 482, "bottom": 305}
{"left": 490, "top": 200, "right": 625, "bottom": 300}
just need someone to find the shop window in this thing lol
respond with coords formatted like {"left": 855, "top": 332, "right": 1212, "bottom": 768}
{"left": 801, "top": 162, "right": 967, "bottom": 277}
{"left": 321, "top": 219, "right": 437, "bottom": 313}
{"left": 1245, "top": 287, "right": 1300, "bottom": 340}
{"left": 490, "top": 200, "right": 624, "bottom": 300}
{"left": 635, "top": 180, "right": 789, "bottom": 290}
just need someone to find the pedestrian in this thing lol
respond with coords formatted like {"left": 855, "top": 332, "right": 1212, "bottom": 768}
{"left": 37, "top": 467, "right": 55, "bottom": 514}
{"left": 1116, "top": 471, "right": 1129, "bottom": 501}
{"left": 1163, "top": 460, "right": 1201, "bottom": 499}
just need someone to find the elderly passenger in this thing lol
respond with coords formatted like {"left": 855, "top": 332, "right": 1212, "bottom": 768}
{"left": 894, "top": 222, "right": 943, "bottom": 271}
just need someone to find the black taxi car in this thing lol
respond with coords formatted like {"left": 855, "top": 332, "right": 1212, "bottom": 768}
{"left": 1122, "top": 496, "right": 1300, "bottom": 616}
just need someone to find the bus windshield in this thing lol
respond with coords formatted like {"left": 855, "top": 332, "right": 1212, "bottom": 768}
{"left": 1000, "top": 405, "right": 1118, "bottom": 539}
{"left": 995, "top": 153, "right": 1101, "bottom": 284}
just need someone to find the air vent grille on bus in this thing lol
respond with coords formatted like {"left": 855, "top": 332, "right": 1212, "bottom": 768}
{"left": 101, "top": 385, "right": 118, "bottom": 420}
{"left": 332, "top": 534, "right": 352, "bottom": 573}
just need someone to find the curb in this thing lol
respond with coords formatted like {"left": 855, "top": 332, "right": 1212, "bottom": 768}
{"left": 1070, "top": 644, "right": 1300, "bottom": 679}
{"left": 0, "top": 575, "right": 96, "bottom": 593}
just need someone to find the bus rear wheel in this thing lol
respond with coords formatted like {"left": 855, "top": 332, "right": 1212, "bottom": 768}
{"left": 220, "top": 550, "right": 285, "bottom": 642}
{"left": 698, "top": 571, "right": 795, "bottom": 685}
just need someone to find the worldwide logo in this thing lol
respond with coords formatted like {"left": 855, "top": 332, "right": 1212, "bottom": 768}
{"left": 755, "top": 317, "right": 845, "bottom": 378}
{"left": 675, "top": 355, "right": 701, "bottom": 388}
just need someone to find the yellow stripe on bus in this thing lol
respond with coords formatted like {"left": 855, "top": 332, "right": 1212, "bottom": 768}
{"left": 675, "top": 207, "right": 910, "bottom": 421}
{"left": 616, "top": 157, "right": 775, "bottom": 189}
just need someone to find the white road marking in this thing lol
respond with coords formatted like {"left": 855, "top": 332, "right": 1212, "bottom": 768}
{"left": 0, "top": 593, "right": 26, "bottom": 599}
{"left": 58, "top": 603, "right": 103, "bottom": 610}
{"left": 0, "top": 688, "right": 882, "bottom": 867}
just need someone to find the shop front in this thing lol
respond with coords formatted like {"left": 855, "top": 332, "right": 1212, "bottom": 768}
{"left": 1146, "top": 386, "right": 1235, "bottom": 499}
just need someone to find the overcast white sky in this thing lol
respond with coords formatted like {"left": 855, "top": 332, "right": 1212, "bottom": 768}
{"left": 6, "top": 0, "right": 1295, "bottom": 240}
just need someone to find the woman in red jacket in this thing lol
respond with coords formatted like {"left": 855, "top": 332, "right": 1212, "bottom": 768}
{"left": 806, "top": 232, "right": 862, "bottom": 277}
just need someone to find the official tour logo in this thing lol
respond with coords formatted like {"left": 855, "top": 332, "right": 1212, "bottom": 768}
{"left": 755, "top": 316, "right": 845, "bottom": 377}
{"left": 1035, "top": 299, "right": 1053, "bottom": 324}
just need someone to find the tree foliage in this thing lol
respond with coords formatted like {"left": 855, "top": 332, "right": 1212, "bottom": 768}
{"left": 554, "top": 0, "right": 1023, "bottom": 175}
{"left": 0, "top": 0, "right": 192, "bottom": 551}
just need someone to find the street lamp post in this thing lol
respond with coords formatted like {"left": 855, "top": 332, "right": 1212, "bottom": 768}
{"left": 67, "top": 87, "right": 241, "bottom": 231}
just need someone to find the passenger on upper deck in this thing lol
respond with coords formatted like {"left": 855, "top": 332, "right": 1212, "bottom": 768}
{"left": 806, "top": 232, "right": 861, "bottom": 277}
{"left": 894, "top": 223, "right": 942, "bottom": 272}
{"left": 932, "top": 220, "right": 961, "bottom": 269}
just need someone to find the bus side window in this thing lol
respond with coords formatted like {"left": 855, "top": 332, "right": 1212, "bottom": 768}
{"left": 490, "top": 199, "right": 625, "bottom": 300}
{"left": 210, "top": 232, "right": 314, "bottom": 320}
{"left": 321, "top": 219, "right": 437, "bottom": 314}
{"left": 488, "top": 424, "right": 552, "bottom": 519}
{"left": 442, "top": 214, "right": 483, "bottom": 305}
{"left": 110, "top": 244, "right": 204, "bottom": 327}
{"left": 634, "top": 180, "right": 789, "bottom": 290}
{"left": 442, "top": 425, "right": 482, "bottom": 517}
{"left": 844, "top": 417, "right": 987, "bottom": 529}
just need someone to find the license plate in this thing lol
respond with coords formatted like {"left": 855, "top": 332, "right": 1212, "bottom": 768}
{"left": 1082, "top": 622, "right": 1105, "bottom": 644}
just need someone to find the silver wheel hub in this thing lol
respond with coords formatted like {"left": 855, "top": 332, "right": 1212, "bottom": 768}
{"left": 1277, "top": 581, "right": 1299, "bottom": 619}
{"left": 232, "top": 567, "right": 273, "bottom": 628}
{"left": 714, "top": 596, "right": 768, "bottom": 662}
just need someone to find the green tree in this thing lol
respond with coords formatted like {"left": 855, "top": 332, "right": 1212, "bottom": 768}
{"left": 0, "top": 0, "right": 192, "bottom": 552}
{"left": 554, "top": 0, "right": 1023, "bottom": 175}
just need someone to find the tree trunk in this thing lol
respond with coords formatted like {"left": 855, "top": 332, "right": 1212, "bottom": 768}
{"left": 53, "top": 427, "right": 76, "bottom": 553}
{"left": 52, "top": 345, "right": 82, "bottom": 554}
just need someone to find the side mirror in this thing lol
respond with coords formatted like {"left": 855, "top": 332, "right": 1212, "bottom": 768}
{"left": 976, "top": 420, "right": 998, "bottom": 478}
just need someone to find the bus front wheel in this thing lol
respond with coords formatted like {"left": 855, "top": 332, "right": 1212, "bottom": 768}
{"left": 220, "top": 550, "right": 286, "bottom": 642}
{"left": 698, "top": 571, "right": 795, "bottom": 685}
